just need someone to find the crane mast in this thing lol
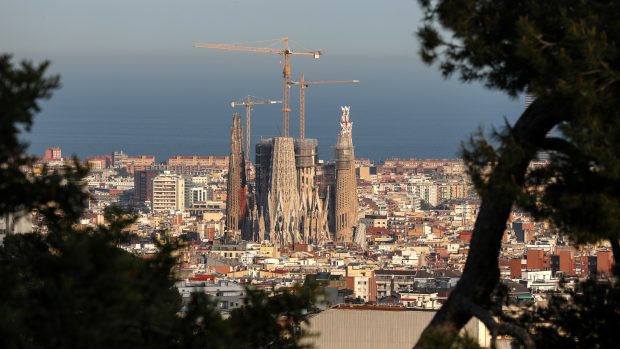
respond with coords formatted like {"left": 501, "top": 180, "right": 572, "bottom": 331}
{"left": 288, "top": 75, "right": 359, "bottom": 139}
{"left": 194, "top": 37, "right": 321, "bottom": 137}
{"left": 282, "top": 37, "right": 290, "bottom": 138}
{"left": 230, "top": 96, "right": 282, "bottom": 180}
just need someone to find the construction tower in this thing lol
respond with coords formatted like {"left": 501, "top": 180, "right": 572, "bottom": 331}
{"left": 332, "top": 106, "right": 358, "bottom": 241}
{"left": 254, "top": 137, "right": 300, "bottom": 246}
{"left": 225, "top": 113, "right": 246, "bottom": 241}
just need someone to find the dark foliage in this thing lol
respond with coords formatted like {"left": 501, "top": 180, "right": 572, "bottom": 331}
{"left": 418, "top": 0, "right": 620, "bottom": 244}
{"left": 414, "top": 1, "right": 620, "bottom": 348}
{"left": 415, "top": 328, "right": 481, "bottom": 349}
{"left": 491, "top": 279, "right": 620, "bottom": 349}
{"left": 0, "top": 55, "right": 88, "bottom": 226}
{"left": 521, "top": 279, "right": 620, "bottom": 349}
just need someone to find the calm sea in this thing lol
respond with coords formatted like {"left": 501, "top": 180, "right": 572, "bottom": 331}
{"left": 25, "top": 54, "right": 523, "bottom": 162}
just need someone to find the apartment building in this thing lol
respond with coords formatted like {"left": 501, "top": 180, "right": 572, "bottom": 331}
{"left": 152, "top": 171, "right": 186, "bottom": 213}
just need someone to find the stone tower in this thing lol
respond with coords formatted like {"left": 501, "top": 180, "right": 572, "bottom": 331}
{"left": 255, "top": 137, "right": 300, "bottom": 246}
{"left": 333, "top": 106, "right": 358, "bottom": 241}
{"left": 295, "top": 138, "right": 330, "bottom": 244}
{"left": 225, "top": 113, "right": 246, "bottom": 241}
{"left": 253, "top": 136, "right": 330, "bottom": 247}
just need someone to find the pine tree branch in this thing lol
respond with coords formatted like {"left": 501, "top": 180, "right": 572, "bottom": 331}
{"left": 414, "top": 97, "right": 570, "bottom": 348}
{"left": 495, "top": 323, "right": 536, "bottom": 349}
{"left": 461, "top": 298, "right": 535, "bottom": 349}
{"left": 540, "top": 137, "right": 579, "bottom": 158}
{"left": 535, "top": 35, "right": 557, "bottom": 49}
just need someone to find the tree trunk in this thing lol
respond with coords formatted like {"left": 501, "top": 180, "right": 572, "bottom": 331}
{"left": 414, "top": 98, "right": 568, "bottom": 348}
{"left": 610, "top": 239, "right": 620, "bottom": 276}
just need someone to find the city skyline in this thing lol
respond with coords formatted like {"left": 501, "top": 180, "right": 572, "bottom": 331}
{"left": 2, "top": 2, "right": 618, "bottom": 349}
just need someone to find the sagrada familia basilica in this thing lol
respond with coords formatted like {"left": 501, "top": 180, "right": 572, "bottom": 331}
{"left": 226, "top": 107, "right": 358, "bottom": 247}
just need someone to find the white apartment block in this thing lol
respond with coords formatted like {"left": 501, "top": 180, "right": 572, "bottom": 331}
{"left": 0, "top": 211, "right": 32, "bottom": 245}
{"left": 405, "top": 176, "right": 470, "bottom": 207}
{"left": 191, "top": 186, "right": 208, "bottom": 204}
{"left": 152, "top": 171, "right": 186, "bottom": 213}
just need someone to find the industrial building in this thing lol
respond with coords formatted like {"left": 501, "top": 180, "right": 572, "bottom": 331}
{"left": 301, "top": 305, "right": 493, "bottom": 349}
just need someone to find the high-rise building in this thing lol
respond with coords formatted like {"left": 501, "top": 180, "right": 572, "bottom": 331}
{"left": 190, "top": 187, "right": 208, "bottom": 204}
{"left": 111, "top": 151, "right": 128, "bottom": 168}
{"left": 151, "top": 171, "right": 186, "bottom": 213}
{"left": 524, "top": 92, "right": 536, "bottom": 109}
{"left": 225, "top": 113, "right": 246, "bottom": 241}
{"left": 43, "top": 147, "right": 62, "bottom": 161}
{"left": 332, "top": 106, "right": 358, "bottom": 241}
{"left": 133, "top": 169, "right": 161, "bottom": 204}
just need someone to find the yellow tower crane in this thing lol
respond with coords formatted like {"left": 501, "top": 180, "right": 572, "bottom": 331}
{"left": 288, "top": 74, "right": 359, "bottom": 139}
{"left": 230, "top": 96, "right": 282, "bottom": 172}
{"left": 194, "top": 37, "right": 321, "bottom": 137}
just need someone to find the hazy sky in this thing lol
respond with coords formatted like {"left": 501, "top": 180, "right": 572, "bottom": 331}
{"left": 1, "top": 0, "right": 524, "bottom": 160}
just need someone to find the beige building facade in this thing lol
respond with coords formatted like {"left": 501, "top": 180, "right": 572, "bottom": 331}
{"left": 152, "top": 171, "right": 186, "bottom": 213}
{"left": 302, "top": 307, "right": 491, "bottom": 349}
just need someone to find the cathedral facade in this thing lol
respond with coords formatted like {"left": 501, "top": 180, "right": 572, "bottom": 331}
{"left": 229, "top": 107, "right": 357, "bottom": 247}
